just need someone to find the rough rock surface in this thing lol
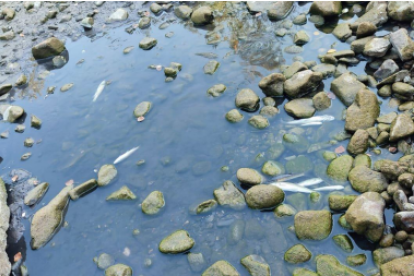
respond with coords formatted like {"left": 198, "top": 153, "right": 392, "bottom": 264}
{"left": 331, "top": 72, "right": 366, "bottom": 107}
{"left": 294, "top": 210, "right": 332, "bottom": 240}
{"left": 345, "top": 89, "right": 380, "bottom": 132}
{"left": 284, "top": 70, "right": 323, "bottom": 98}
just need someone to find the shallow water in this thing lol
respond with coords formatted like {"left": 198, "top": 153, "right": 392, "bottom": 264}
{"left": 0, "top": 1, "right": 406, "bottom": 275}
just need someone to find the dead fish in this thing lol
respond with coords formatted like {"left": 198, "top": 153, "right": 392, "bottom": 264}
{"left": 274, "top": 173, "right": 305, "bottom": 182}
{"left": 2, "top": 106, "right": 11, "bottom": 121}
{"left": 195, "top": 52, "right": 218, "bottom": 59}
{"left": 285, "top": 115, "right": 335, "bottom": 125}
{"left": 270, "top": 182, "right": 314, "bottom": 193}
{"left": 301, "top": 122, "right": 322, "bottom": 126}
{"left": 113, "top": 146, "right": 140, "bottom": 164}
{"left": 314, "top": 185, "right": 344, "bottom": 191}
{"left": 298, "top": 178, "right": 323, "bottom": 187}
{"left": 93, "top": 80, "right": 106, "bottom": 102}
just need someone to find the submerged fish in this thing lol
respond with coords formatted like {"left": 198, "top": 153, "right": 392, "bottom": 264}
{"left": 270, "top": 182, "right": 314, "bottom": 193}
{"left": 301, "top": 122, "right": 322, "bottom": 126}
{"left": 113, "top": 146, "right": 140, "bottom": 164}
{"left": 285, "top": 115, "right": 335, "bottom": 125}
{"left": 298, "top": 178, "right": 323, "bottom": 187}
{"left": 274, "top": 173, "right": 305, "bottom": 182}
{"left": 314, "top": 185, "right": 344, "bottom": 191}
{"left": 92, "top": 80, "right": 106, "bottom": 102}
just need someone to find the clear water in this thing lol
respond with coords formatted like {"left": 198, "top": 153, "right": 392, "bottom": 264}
{"left": 0, "top": 2, "right": 404, "bottom": 275}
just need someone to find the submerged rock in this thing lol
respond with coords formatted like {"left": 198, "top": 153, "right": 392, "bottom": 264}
{"left": 32, "top": 37, "right": 65, "bottom": 60}
{"left": 139, "top": 37, "right": 157, "bottom": 50}
{"left": 284, "top": 98, "right": 315, "bottom": 118}
{"left": 69, "top": 179, "right": 97, "bottom": 201}
{"left": 373, "top": 247, "right": 405, "bottom": 267}
{"left": 207, "top": 84, "right": 226, "bottom": 97}
{"left": 316, "top": 255, "right": 363, "bottom": 276}
{"left": 245, "top": 185, "right": 284, "bottom": 209}
{"left": 349, "top": 166, "right": 388, "bottom": 193}
{"left": 31, "top": 185, "right": 72, "bottom": 249}
{"left": 188, "top": 252, "right": 205, "bottom": 272}
{"left": 225, "top": 109, "right": 243, "bottom": 123}
{"left": 202, "top": 260, "right": 239, "bottom": 276}
{"left": 133, "top": 101, "right": 152, "bottom": 117}
{"left": 106, "top": 186, "right": 136, "bottom": 201}
{"left": 345, "top": 89, "right": 380, "bottom": 132}
{"left": 332, "top": 234, "right": 354, "bottom": 253}
{"left": 295, "top": 210, "right": 332, "bottom": 240}
{"left": 241, "top": 255, "right": 270, "bottom": 276}
{"left": 191, "top": 6, "right": 213, "bottom": 25}
{"left": 95, "top": 253, "right": 114, "bottom": 270}
{"left": 284, "top": 244, "right": 311, "bottom": 264}
{"left": 105, "top": 264, "right": 132, "bottom": 276}
{"left": 294, "top": 30, "right": 310, "bottom": 45}
{"left": 261, "top": 160, "right": 284, "bottom": 176}
{"left": 309, "top": 2, "right": 342, "bottom": 17}
{"left": 284, "top": 70, "right": 323, "bottom": 98}
{"left": 346, "top": 254, "right": 367, "bottom": 267}
{"left": 203, "top": 60, "right": 219, "bottom": 74}
{"left": 97, "top": 164, "right": 117, "bottom": 186}
{"left": 213, "top": 180, "right": 246, "bottom": 210}
{"left": 248, "top": 115, "right": 269, "bottom": 129}
{"left": 142, "top": 191, "right": 165, "bottom": 215}
{"left": 331, "top": 72, "right": 366, "bottom": 107}
{"left": 327, "top": 155, "right": 354, "bottom": 181}
{"left": 258, "top": 73, "right": 285, "bottom": 97}
{"left": 235, "top": 89, "right": 259, "bottom": 111}
{"left": 106, "top": 9, "right": 128, "bottom": 23}
{"left": 159, "top": 230, "right": 195, "bottom": 254}
{"left": 24, "top": 182, "right": 49, "bottom": 206}
{"left": 345, "top": 192, "right": 385, "bottom": 242}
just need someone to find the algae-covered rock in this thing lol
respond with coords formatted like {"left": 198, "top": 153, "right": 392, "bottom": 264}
{"left": 284, "top": 98, "right": 316, "bottom": 118}
{"left": 274, "top": 204, "right": 296, "bottom": 218}
{"left": 207, "top": 84, "right": 226, "bottom": 97}
{"left": 240, "top": 254, "right": 270, "bottom": 276}
{"left": 248, "top": 115, "right": 269, "bottom": 129}
{"left": 283, "top": 133, "right": 309, "bottom": 153}
{"left": 139, "top": 37, "right": 157, "bottom": 50}
{"left": 69, "top": 179, "right": 97, "bottom": 200}
{"left": 261, "top": 160, "right": 285, "bottom": 176}
{"left": 294, "top": 210, "right": 332, "bottom": 240}
{"left": 95, "top": 253, "right": 114, "bottom": 270}
{"left": 346, "top": 254, "right": 366, "bottom": 267}
{"left": 97, "top": 164, "right": 117, "bottom": 186}
{"left": 213, "top": 180, "right": 246, "bottom": 210}
{"left": 203, "top": 60, "right": 220, "bottom": 74}
{"left": 188, "top": 252, "right": 205, "bottom": 272}
{"left": 246, "top": 185, "right": 284, "bottom": 209}
{"left": 348, "top": 166, "right": 388, "bottom": 193}
{"left": 313, "top": 92, "right": 331, "bottom": 110}
{"left": 373, "top": 247, "right": 404, "bottom": 267}
{"left": 236, "top": 168, "right": 262, "bottom": 186}
{"left": 235, "top": 89, "right": 260, "bottom": 112}
{"left": 347, "top": 129, "right": 369, "bottom": 155}
{"left": 316, "top": 254, "right": 363, "bottom": 276}
{"left": 202, "top": 260, "right": 239, "bottom": 276}
{"left": 380, "top": 255, "right": 414, "bottom": 276}
{"left": 258, "top": 73, "right": 285, "bottom": 97}
{"left": 193, "top": 199, "right": 217, "bottom": 214}
{"left": 293, "top": 268, "right": 318, "bottom": 276}
{"left": 106, "top": 186, "right": 136, "bottom": 201}
{"left": 141, "top": 191, "right": 165, "bottom": 215}
{"left": 32, "top": 37, "right": 65, "bottom": 60}
{"left": 30, "top": 185, "right": 72, "bottom": 249}
{"left": 105, "top": 264, "right": 132, "bottom": 276}
{"left": 24, "top": 182, "right": 49, "bottom": 206}
{"left": 345, "top": 89, "right": 380, "bottom": 132}
{"left": 329, "top": 194, "right": 357, "bottom": 211}
{"left": 332, "top": 234, "right": 354, "bottom": 253}
{"left": 159, "top": 230, "right": 195, "bottom": 254}
{"left": 133, "top": 101, "right": 152, "bottom": 117}
{"left": 284, "top": 244, "right": 311, "bottom": 264}
{"left": 286, "top": 155, "right": 313, "bottom": 174}
{"left": 327, "top": 155, "right": 353, "bottom": 181}
{"left": 345, "top": 192, "right": 385, "bottom": 242}
{"left": 331, "top": 72, "right": 366, "bottom": 107}
{"left": 31, "top": 115, "right": 42, "bottom": 128}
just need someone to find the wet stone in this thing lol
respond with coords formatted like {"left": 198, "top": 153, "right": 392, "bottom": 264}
{"left": 60, "top": 83, "right": 73, "bottom": 92}
{"left": 31, "top": 115, "right": 42, "bottom": 128}
{"left": 69, "top": 179, "right": 97, "bottom": 201}
{"left": 284, "top": 244, "right": 311, "bottom": 264}
{"left": 104, "top": 264, "right": 132, "bottom": 276}
{"left": 175, "top": 5, "right": 192, "bottom": 20}
{"left": 106, "top": 186, "right": 136, "bottom": 201}
{"left": 316, "top": 255, "right": 363, "bottom": 276}
{"left": 207, "top": 84, "right": 226, "bottom": 97}
{"left": 390, "top": 114, "right": 414, "bottom": 142}
{"left": 347, "top": 129, "right": 369, "bottom": 155}
{"left": 332, "top": 234, "right": 353, "bottom": 252}
{"left": 248, "top": 115, "right": 269, "bottom": 129}
{"left": 309, "top": 1, "right": 342, "bottom": 17}
{"left": 327, "top": 155, "right": 353, "bottom": 181}
{"left": 213, "top": 180, "right": 246, "bottom": 210}
{"left": 24, "top": 138, "right": 34, "bottom": 147}
{"left": 274, "top": 204, "right": 296, "bottom": 218}
{"left": 284, "top": 70, "right": 323, "bottom": 98}
{"left": 235, "top": 89, "right": 260, "bottom": 111}
{"left": 95, "top": 253, "right": 115, "bottom": 270}
{"left": 133, "top": 101, "right": 152, "bottom": 117}
{"left": 32, "top": 37, "right": 65, "bottom": 60}
{"left": 284, "top": 98, "right": 315, "bottom": 118}
{"left": 313, "top": 92, "right": 331, "bottom": 110}
{"left": 240, "top": 254, "right": 270, "bottom": 276}
{"left": 106, "top": 8, "right": 128, "bottom": 23}
{"left": 259, "top": 106, "right": 279, "bottom": 117}
{"left": 258, "top": 73, "right": 285, "bottom": 97}
{"left": 202, "top": 260, "right": 239, "bottom": 276}
{"left": 225, "top": 109, "right": 243, "bottom": 123}
{"left": 345, "top": 89, "right": 380, "bottom": 132}
{"left": 346, "top": 254, "right": 366, "bottom": 267}
{"left": 142, "top": 191, "right": 165, "bottom": 215}
{"left": 332, "top": 23, "right": 352, "bottom": 41}
{"left": 294, "top": 210, "right": 332, "bottom": 240}
{"left": 191, "top": 6, "right": 213, "bottom": 25}
{"left": 159, "top": 230, "right": 195, "bottom": 254}
{"left": 203, "top": 60, "right": 219, "bottom": 75}
{"left": 139, "top": 37, "right": 157, "bottom": 50}
{"left": 329, "top": 195, "right": 357, "bottom": 212}
{"left": 330, "top": 72, "right": 366, "bottom": 107}
{"left": 261, "top": 160, "right": 284, "bottom": 176}
{"left": 188, "top": 253, "right": 205, "bottom": 272}
{"left": 246, "top": 185, "right": 284, "bottom": 210}
{"left": 294, "top": 30, "right": 310, "bottom": 45}
{"left": 97, "top": 164, "right": 117, "bottom": 187}
{"left": 24, "top": 182, "right": 49, "bottom": 206}
{"left": 356, "top": 22, "right": 377, "bottom": 38}
{"left": 138, "top": 17, "right": 151, "bottom": 29}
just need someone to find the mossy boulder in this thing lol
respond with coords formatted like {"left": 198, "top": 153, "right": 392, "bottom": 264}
{"left": 327, "top": 155, "right": 354, "bottom": 182}
{"left": 246, "top": 185, "right": 284, "bottom": 209}
{"left": 294, "top": 210, "right": 332, "bottom": 240}
{"left": 345, "top": 89, "right": 380, "bottom": 132}
{"left": 348, "top": 166, "right": 388, "bottom": 193}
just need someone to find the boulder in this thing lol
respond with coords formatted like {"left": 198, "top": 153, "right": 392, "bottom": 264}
{"left": 347, "top": 129, "right": 369, "bottom": 155}
{"left": 331, "top": 72, "right": 366, "bottom": 107}
{"left": 258, "top": 73, "right": 285, "bottom": 96}
{"left": 389, "top": 114, "right": 414, "bottom": 142}
{"left": 284, "top": 70, "right": 323, "bottom": 98}
{"left": 327, "top": 155, "right": 354, "bottom": 182}
{"left": 284, "top": 98, "right": 316, "bottom": 118}
{"left": 235, "top": 89, "right": 260, "bottom": 111}
{"left": 345, "top": 89, "right": 380, "bottom": 132}
{"left": 388, "top": 1, "right": 414, "bottom": 21}
{"left": 363, "top": 36, "right": 391, "bottom": 58}
{"left": 294, "top": 210, "right": 332, "bottom": 240}
{"left": 32, "top": 37, "right": 65, "bottom": 60}
{"left": 389, "top": 28, "right": 414, "bottom": 61}
{"left": 380, "top": 255, "right": 414, "bottom": 276}
{"left": 349, "top": 166, "right": 388, "bottom": 193}
{"left": 240, "top": 255, "right": 270, "bottom": 276}
{"left": 309, "top": 2, "right": 342, "bottom": 17}
{"left": 245, "top": 185, "right": 284, "bottom": 209}
{"left": 345, "top": 192, "right": 385, "bottom": 242}
{"left": 159, "top": 230, "right": 195, "bottom": 254}
{"left": 191, "top": 6, "right": 213, "bottom": 25}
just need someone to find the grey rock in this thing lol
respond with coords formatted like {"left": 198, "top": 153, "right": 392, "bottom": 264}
{"left": 390, "top": 114, "right": 414, "bottom": 142}
{"left": 191, "top": 6, "right": 213, "bottom": 25}
{"left": 235, "top": 88, "right": 259, "bottom": 111}
{"left": 330, "top": 72, "right": 366, "bottom": 106}
{"left": 97, "top": 164, "right": 117, "bottom": 187}
{"left": 345, "top": 89, "right": 380, "bottom": 132}
{"left": 69, "top": 179, "right": 97, "bottom": 201}
{"left": 159, "top": 230, "right": 195, "bottom": 254}
{"left": 141, "top": 191, "right": 165, "bottom": 215}
{"left": 213, "top": 180, "right": 246, "bottom": 210}
{"left": 363, "top": 36, "right": 391, "bottom": 57}
{"left": 24, "top": 182, "right": 49, "bottom": 206}
{"left": 284, "top": 98, "right": 315, "bottom": 118}
{"left": 106, "top": 186, "right": 136, "bottom": 201}
{"left": 389, "top": 28, "right": 414, "bottom": 61}
{"left": 374, "top": 59, "right": 399, "bottom": 80}
{"left": 284, "top": 70, "right": 323, "bottom": 98}
{"left": 258, "top": 73, "right": 285, "bottom": 96}
{"left": 32, "top": 37, "right": 65, "bottom": 60}
{"left": 139, "top": 37, "right": 157, "bottom": 50}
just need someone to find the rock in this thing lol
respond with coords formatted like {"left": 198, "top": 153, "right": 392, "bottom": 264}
{"left": 286, "top": 155, "right": 313, "bottom": 174}
{"left": 267, "top": 2, "right": 294, "bottom": 21}
{"left": 213, "top": 180, "right": 246, "bottom": 210}
{"left": 24, "top": 138, "right": 34, "bottom": 147}
{"left": 389, "top": 28, "right": 414, "bottom": 61}
{"left": 15, "top": 75, "right": 27, "bottom": 86}
{"left": 283, "top": 61, "right": 308, "bottom": 79}
{"left": 203, "top": 60, "right": 219, "bottom": 75}
{"left": 105, "top": 264, "right": 132, "bottom": 276}
{"left": 284, "top": 70, "right": 323, "bottom": 98}
{"left": 237, "top": 168, "right": 261, "bottom": 186}
{"left": 284, "top": 244, "right": 311, "bottom": 264}
{"left": 330, "top": 72, "right": 366, "bottom": 106}
{"left": 30, "top": 185, "right": 72, "bottom": 249}
{"left": 274, "top": 204, "right": 296, "bottom": 217}
{"left": 352, "top": 2, "right": 388, "bottom": 28}
{"left": 188, "top": 253, "right": 205, "bottom": 272}
{"left": 313, "top": 92, "right": 331, "bottom": 110}
{"left": 60, "top": 83, "right": 73, "bottom": 92}
{"left": 24, "top": 182, "right": 49, "bottom": 206}
{"left": 150, "top": 3, "right": 162, "bottom": 14}
{"left": 373, "top": 247, "right": 405, "bottom": 267}
{"left": 356, "top": 22, "right": 377, "bottom": 38}
{"left": 374, "top": 60, "right": 399, "bottom": 80}
{"left": 294, "top": 30, "right": 310, "bottom": 45}
{"left": 284, "top": 98, "right": 315, "bottom": 118}
{"left": 377, "top": 70, "right": 410, "bottom": 87}
{"left": 393, "top": 211, "right": 414, "bottom": 232}
{"left": 293, "top": 13, "right": 307, "bottom": 25}
{"left": 141, "top": 191, "right": 165, "bottom": 215}
{"left": 164, "top": 67, "right": 178, "bottom": 77}
{"left": 32, "top": 37, "right": 65, "bottom": 60}
{"left": 207, "top": 84, "right": 226, "bottom": 97}
{"left": 246, "top": 185, "right": 284, "bottom": 209}
{"left": 259, "top": 106, "right": 279, "bottom": 117}
{"left": 240, "top": 255, "right": 270, "bottom": 276}
{"left": 378, "top": 84, "right": 392, "bottom": 97}
{"left": 202, "top": 260, "right": 239, "bottom": 276}
{"left": 293, "top": 268, "right": 318, "bottom": 276}
{"left": 346, "top": 254, "right": 367, "bottom": 267}
{"left": 106, "top": 9, "right": 128, "bottom": 23}
{"left": 225, "top": 109, "right": 243, "bottom": 123}
{"left": 349, "top": 166, "right": 388, "bottom": 193}
{"left": 6, "top": 106, "right": 24, "bottom": 122}
{"left": 248, "top": 115, "right": 269, "bottom": 129}
{"left": 390, "top": 114, "right": 414, "bottom": 142}
{"left": 295, "top": 210, "right": 332, "bottom": 240}
{"left": 133, "top": 101, "right": 151, "bottom": 117}
{"left": 347, "top": 129, "right": 369, "bottom": 155}
{"left": 363, "top": 36, "right": 391, "bottom": 58}
{"left": 1, "top": 8, "right": 15, "bottom": 21}
{"left": 327, "top": 155, "right": 354, "bottom": 181}
{"left": 333, "top": 234, "right": 354, "bottom": 252}
{"left": 388, "top": 1, "right": 414, "bottom": 21}
{"left": 283, "top": 133, "right": 309, "bottom": 153}
{"left": 0, "top": 30, "right": 15, "bottom": 40}
{"left": 0, "top": 178, "right": 9, "bottom": 275}
{"left": 258, "top": 73, "right": 285, "bottom": 97}
{"left": 261, "top": 161, "right": 284, "bottom": 176}
{"left": 329, "top": 195, "right": 357, "bottom": 211}
{"left": 235, "top": 89, "right": 260, "bottom": 111}
{"left": 81, "top": 17, "right": 94, "bottom": 30}
{"left": 191, "top": 6, "right": 213, "bottom": 25}
{"left": 175, "top": 5, "right": 192, "bottom": 20}
{"left": 312, "top": 63, "right": 336, "bottom": 78}
{"left": 333, "top": 23, "right": 352, "bottom": 41}
{"left": 0, "top": 84, "right": 12, "bottom": 96}
{"left": 31, "top": 115, "right": 42, "bottom": 128}
{"left": 138, "top": 16, "right": 151, "bottom": 29}
{"left": 309, "top": 1, "right": 342, "bottom": 17}
{"left": 351, "top": 36, "right": 375, "bottom": 54}
{"left": 159, "top": 230, "right": 194, "bottom": 254}
{"left": 345, "top": 192, "right": 385, "bottom": 242}
{"left": 106, "top": 186, "right": 136, "bottom": 201}
{"left": 69, "top": 179, "right": 97, "bottom": 201}
{"left": 392, "top": 82, "right": 414, "bottom": 98}
{"left": 345, "top": 89, "right": 380, "bottom": 132}
{"left": 95, "top": 253, "right": 114, "bottom": 270}
{"left": 139, "top": 37, "right": 157, "bottom": 50}
{"left": 316, "top": 255, "right": 363, "bottom": 276}
{"left": 97, "top": 164, "right": 117, "bottom": 186}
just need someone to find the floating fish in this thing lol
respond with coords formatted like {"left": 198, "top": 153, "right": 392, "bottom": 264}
{"left": 314, "top": 185, "right": 344, "bottom": 191}
{"left": 285, "top": 115, "right": 335, "bottom": 125}
{"left": 113, "top": 146, "right": 140, "bottom": 164}
{"left": 270, "top": 182, "right": 314, "bottom": 193}
{"left": 298, "top": 178, "right": 323, "bottom": 187}
{"left": 93, "top": 80, "right": 106, "bottom": 102}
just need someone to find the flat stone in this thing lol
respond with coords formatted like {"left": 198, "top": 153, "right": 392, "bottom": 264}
{"left": 284, "top": 98, "right": 316, "bottom": 118}
{"left": 159, "top": 230, "right": 195, "bottom": 254}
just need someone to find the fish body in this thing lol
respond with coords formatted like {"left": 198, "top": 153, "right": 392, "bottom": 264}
{"left": 2, "top": 106, "right": 11, "bottom": 121}
{"left": 274, "top": 173, "right": 305, "bottom": 182}
{"left": 301, "top": 122, "right": 322, "bottom": 126}
{"left": 113, "top": 146, "right": 140, "bottom": 164}
{"left": 92, "top": 80, "right": 106, "bottom": 102}
{"left": 285, "top": 115, "right": 335, "bottom": 125}
{"left": 270, "top": 182, "right": 314, "bottom": 193}
{"left": 314, "top": 185, "right": 344, "bottom": 191}
{"left": 298, "top": 178, "right": 323, "bottom": 187}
